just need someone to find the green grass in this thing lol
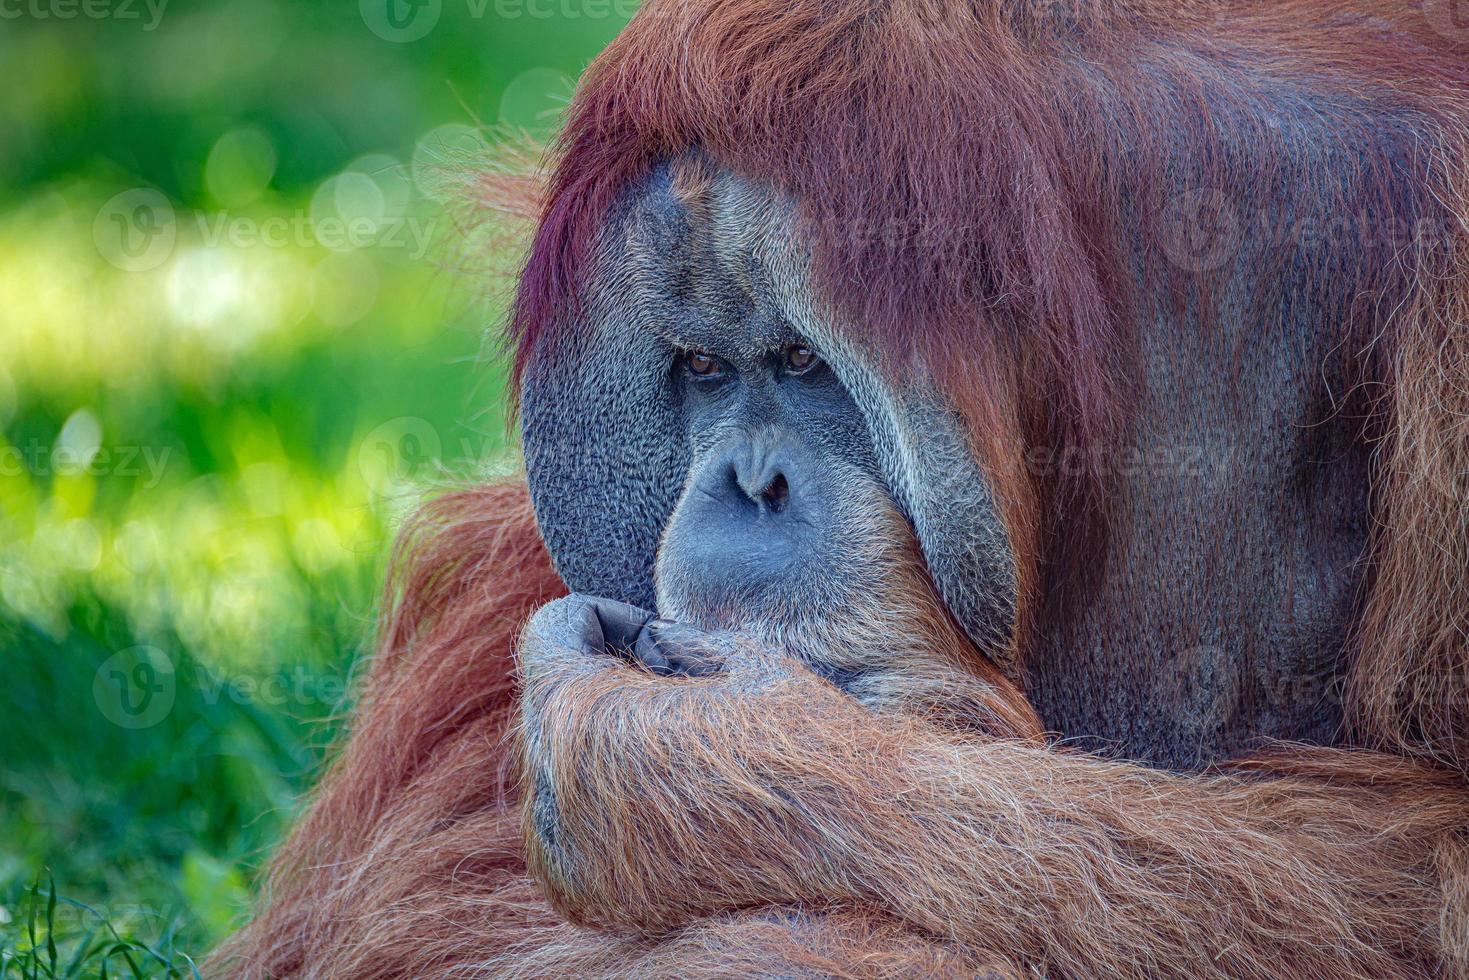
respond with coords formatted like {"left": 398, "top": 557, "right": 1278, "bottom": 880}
{"left": 1, "top": 874, "right": 200, "bottom": 979}
{"left": 0, "top": 0, "right": 632, "bottom": 966}
{"left": 0, "top": 187, "right": 509, "bottom": 960}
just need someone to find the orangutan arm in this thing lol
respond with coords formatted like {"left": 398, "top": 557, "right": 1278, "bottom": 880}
{"left": 519, "top": 598, "right": 1469, "bottom": 979}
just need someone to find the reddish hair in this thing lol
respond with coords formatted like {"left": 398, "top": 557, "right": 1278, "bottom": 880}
{"left": 211, "top": 485, "right": 1034, "bottom": 975}
{"left": 508, "top": 0, "right": 1466, "bottom": 442}
{"left": 494, "top": 0, "right": 1469, "bottom": 766}
{"left": 211, "top": 484, "right": 568, "bottom": 975}
{"left": 217, "top": 8, "right": 1469, "bottom": 971}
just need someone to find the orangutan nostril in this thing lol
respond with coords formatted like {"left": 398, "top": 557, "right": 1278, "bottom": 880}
{"left": 762, "top": 473, "right": 790, "bottom": 514}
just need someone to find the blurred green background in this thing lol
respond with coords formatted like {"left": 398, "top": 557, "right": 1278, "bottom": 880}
{"left": 0, "top": 0, "right": 630, "bottom": 971}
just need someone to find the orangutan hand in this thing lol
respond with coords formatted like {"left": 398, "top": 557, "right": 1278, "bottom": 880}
{"left": 518, "top": 594, "right": 733, "bottom": 680}
{"left": 514, "top": 593, "right": 891, "bottom": 929}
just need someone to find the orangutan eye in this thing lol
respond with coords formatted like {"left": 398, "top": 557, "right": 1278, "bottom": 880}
{"left": 785, "top": 345, "right": 820, "bottom": 373}
{"left": 685, "top": 351, "right": 722, "bottom": 377}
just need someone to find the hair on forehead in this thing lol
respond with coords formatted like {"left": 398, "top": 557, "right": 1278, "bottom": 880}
{"left": 504, "top": 0, "right": 1465, "bottom": 455}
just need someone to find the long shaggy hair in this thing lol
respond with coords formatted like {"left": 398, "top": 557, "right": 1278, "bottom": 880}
{"left": 498, "top": 0, "right": 1469, "bottom": 771}
{"left": 215, "top": 1, "right": 1469, "bottom": 975}
{"left": 215, "top": 481, "right": 1469, "bottom": 977}
{"left": 212, "top": 484, "right": 1023, "bottom": 977}
{"left": 211, "top": 485, "right": 563, "bottom": 976}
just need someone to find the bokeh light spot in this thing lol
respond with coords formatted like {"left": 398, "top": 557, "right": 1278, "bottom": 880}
{"left": 499, "top": 67, "right": 575, "bottom": 137}
{"left": 411, "top": 124, "right": 488, "bottom": 202}
{"left": 205, "top": 128, "right": 278, "bottom": 208}
{"left": 310, "top": 251, "right": 380, "bottom": 326}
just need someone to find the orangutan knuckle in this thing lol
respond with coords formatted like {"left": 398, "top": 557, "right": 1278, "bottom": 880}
{"left": 523, "top": 596, "right": 592, "bottom": 656}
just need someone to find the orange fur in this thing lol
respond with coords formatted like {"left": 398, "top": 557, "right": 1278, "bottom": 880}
{"left": 214, "top": 483, "right": 1019, "bottom": 976}
{"left": 216, "top": 479, "right": 1469, "bottom": 978}
{"left": 216, "top": 1, "right": 1469, "bottom": 974}
{"left": 1350, "top": 148, "right": 1469, "bottom": 776}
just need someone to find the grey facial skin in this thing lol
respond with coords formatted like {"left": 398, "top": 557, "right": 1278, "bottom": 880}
{"left": 521, "top": 151, "right": 1369, "bottom": 770}
{"left": 520, "top": 156, "right": 1018, "bottom": 696}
